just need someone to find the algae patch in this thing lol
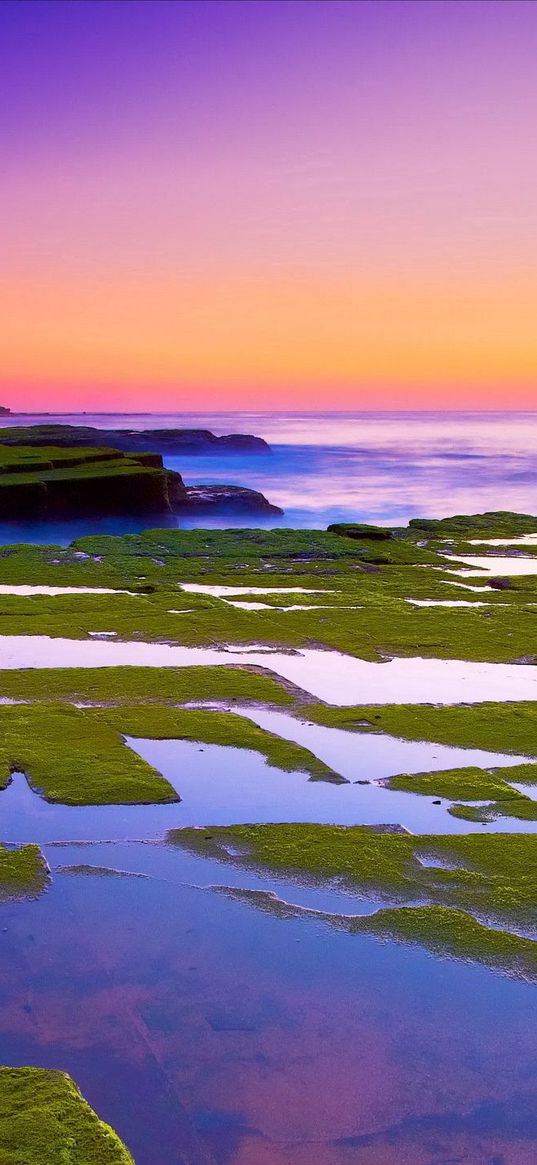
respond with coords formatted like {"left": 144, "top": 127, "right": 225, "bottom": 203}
{"left": 0, "top": 1067, "right": 134, "bottom": 1163}
{"left": 168, "top": 823, "right": 537, "bottom": 979}
{"left": 0, "top": 842, "right": 49, "bottom": 901}
{"left": 168, "top": 823, "right": 537, "bottom": 928}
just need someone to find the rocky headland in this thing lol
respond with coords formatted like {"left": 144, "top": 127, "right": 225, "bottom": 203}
{"left": 0, "top": 444, "right": 281, "bottom": 518}
{"left": 0, "top": 423, "right": 270, "bottom": 455}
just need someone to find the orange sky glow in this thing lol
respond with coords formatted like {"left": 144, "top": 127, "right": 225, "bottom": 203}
{"left": 2, "top": 0, "right": 536, "bottom": 411}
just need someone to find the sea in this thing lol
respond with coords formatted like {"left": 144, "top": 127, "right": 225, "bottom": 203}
{"left": 1, "top": 409, "right": 536, "bottom": 542}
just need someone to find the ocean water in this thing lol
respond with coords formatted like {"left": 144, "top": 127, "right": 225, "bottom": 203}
{"left": 1, "top": 410, "right": 537, "bottom": 541}
{"left": 2, "top": 848, "right": 537, "bottom": 1165}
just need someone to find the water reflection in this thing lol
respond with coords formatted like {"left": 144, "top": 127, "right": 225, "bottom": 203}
{"left": 0, "top": 859, "right": 536, "bottom": 1164}
{"left": 1, "top": 728, "right": 535, "bottom": 843}
{"left": 2, "top": 636, "right": 537, "bottom": 705}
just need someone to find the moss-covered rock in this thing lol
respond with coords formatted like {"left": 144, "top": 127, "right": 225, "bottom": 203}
{"left": 0, "top": 664, "right": 294, "bottom": 707}
{"left": 0, "top": 422, "right": 270, "bottom": 455}
{"left": 0, "top": 700, "right": 340, "bottom": 804}
{"left": 0, "top": 1067, "right": 134, "bottom": 1163}
{"left": 0, "top": 843, "right": 49, "bottom": 901}
{"left": 0, "top": 445, "right": 180, "bottom": 517}
{"left": 326, "top": 522, "right": 393, "bottom": 541}
{"left": 354, "top": 905, "right": 537, "bottom": 980}
{"left": 168, "top": 823, "right": 537, "bottom": 922}
{"left": 408, "top": 511, "right": 537, "bottom": 535}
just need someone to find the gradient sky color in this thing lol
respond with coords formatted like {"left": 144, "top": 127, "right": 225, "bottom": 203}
{"left": 1, "top": 0, "right": 536, "bottom": 410}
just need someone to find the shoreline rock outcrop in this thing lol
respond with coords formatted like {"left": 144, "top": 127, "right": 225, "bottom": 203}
{"left": 0, "top": 423, "right": 270, "bottom": 455}
{"left": 180, "top": 484, "right": 282, "bottom": 514}
{"left": 0, "top": 445, "right": 281, "bottom": 519}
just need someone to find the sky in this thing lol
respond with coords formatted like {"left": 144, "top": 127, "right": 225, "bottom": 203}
{"left": 1, "top": 0, "right": 536, "bottom": 412}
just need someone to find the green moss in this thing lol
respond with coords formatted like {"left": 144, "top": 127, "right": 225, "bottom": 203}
{"left": 0, "top": 445, "right": 120, "bottom": 472}
{"left": 168, "top": 823, "right": 537, "bottom": 924}
{"left": 0, "top": 843, "right": 49, "bottom": 901}
{"left": 0, "top": 582, "right": 536, "bottom": 665}
{"left": 169, "top": 823, "right": 420, "bottom": 894}
{"left": 95, "top": 705, "right": 341, "bottom": 782}
{"left": 327, "top": 522, "right": 393, "bottom": 541}
{"left": 0, "top": 524, "right": 534, "bottom": 664}
{"left": 0, "top": 699, "right": 341, "bottom": 804}
{"left": 0, "top": 664, "right": 294, "bottom": 707}
{"left": 449, "top": 796, "right": 537, "bottom": 823}
{"left": 0, "top": 445, "right": 172, "bottom": 519}
{"left": 408, "top": 511, "right": 537, "bottom": 536}
{"left": 307, "top": 701, "right": 537, "bottom": 758}
{"left": 386, "top": 765, "right": 526, "bottom": 801}
{"left": 355, "top": 905, "right": 537, "bottom": 980}
{"left": 0, "top": 1067, "right": 134, "bottom": 1163}
{"left": 0, "top": 704, "right": 175, "bottom": 805}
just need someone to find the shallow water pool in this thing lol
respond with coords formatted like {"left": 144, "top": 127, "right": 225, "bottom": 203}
{"left": 2, "top": 636, "right": 537, "bottom": 704}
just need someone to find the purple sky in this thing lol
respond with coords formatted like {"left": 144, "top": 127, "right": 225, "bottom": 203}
{"left": 1, "top": 0, "right": 536, "bottom": 409}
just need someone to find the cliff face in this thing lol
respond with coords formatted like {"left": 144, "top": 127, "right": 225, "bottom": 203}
{"left": 0, "top": 445, "right": 281, "bottom": 518}
{"left": 0, "top": 447, "right": 183, "bottom": 517}
{"left": 0, "top": 424, "right": 270, "bottom": 454}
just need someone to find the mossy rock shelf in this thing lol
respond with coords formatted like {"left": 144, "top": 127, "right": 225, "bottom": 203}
{"left": 0, "top": 1067, "right": 134, "bottom": 1163}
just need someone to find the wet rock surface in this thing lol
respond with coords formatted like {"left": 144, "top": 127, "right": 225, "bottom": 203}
{"left": 181, "top": 483, "right": 283, "bottom": 514}
{"left": 0, "top": 445, "right": 280, "bottom": 519}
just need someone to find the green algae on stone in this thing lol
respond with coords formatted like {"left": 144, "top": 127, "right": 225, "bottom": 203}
{"left": 168, "top": 823, "right": 537, "bottom": 925}
{"left": 0, "top": 664, "right": 295, "bottom": 707}
{"left": 449, "top": 796, "right": 537, "bottom": 823}
{"left": 0, "top": 523, "right": 536, "bottom": 663}
{"left": 212, "top": 888, "right": 537, "bottom": 981}
{"left": 0, "top": 843, "right": 49, "bottom": 901}
{"left": 408, "top": 511, "right": 537, "bottom": 537}
{"left": 386, "top": 766, "right": 529, "bottom": 801}
{"left": 306, "top": 701, "right": 537, "bottom": 758}
{"left": 0, "top": 699, "right": 341, "bottom": 805}
{"left": 168, "top": 823, "right": 421, "bottom": 895}
{"left": 96, "top": 705, "right": 342, "bottom": 782}
{"left": 0, "top": 444, "right": 176, "bottom": 518}
{"left": 327, "top": 522, "right": 393, "bottom": 541}
{"left": 354, "top": 905, "right": 537, "bottom": 981}
{"left": 0, "top": 704, "right": 176, "bottom": 805}
{"left": 0, "top": 1067, "right": 134, "bottom": 1163}
{"left": 1, "top": 583, "right": 537, "bottom": 665}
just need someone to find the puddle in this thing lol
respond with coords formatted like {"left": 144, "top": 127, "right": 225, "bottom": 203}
{"left": 189, "top": 702, "right": 533, "bottom": 785}
{"left": 179, "top": 583, "right": 332, "bottom": 597}
{"left": 446, "top": 581, "right": 491, "bottom": 592}
{"left": 468, "top": 535, "right": 537, "bottom": 546}
{"left": 46, "top": 839, "right": 381, "bottom": 917}
{"left": 2, "top": 729, "right": 536, "bottom": 843}
{"left": 444, "top": 556, "right": 537, "bottom": 576}
{"left": 227, "top": 601, "right": 362, "bottom": 611}
{"left": 416, "top": 852, "right": 464, "bottom": 870}
{"left": 1, "top": 855, "right": 535, "bottom": 1165}
{"left": 0, "top": 585, "right": 133, "bottom": 595}
{"left": 2, "top": 636, "right": 537, "bottom": 704}
{"left": 405, "top": 599, "right": 493, "bottom": 608}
